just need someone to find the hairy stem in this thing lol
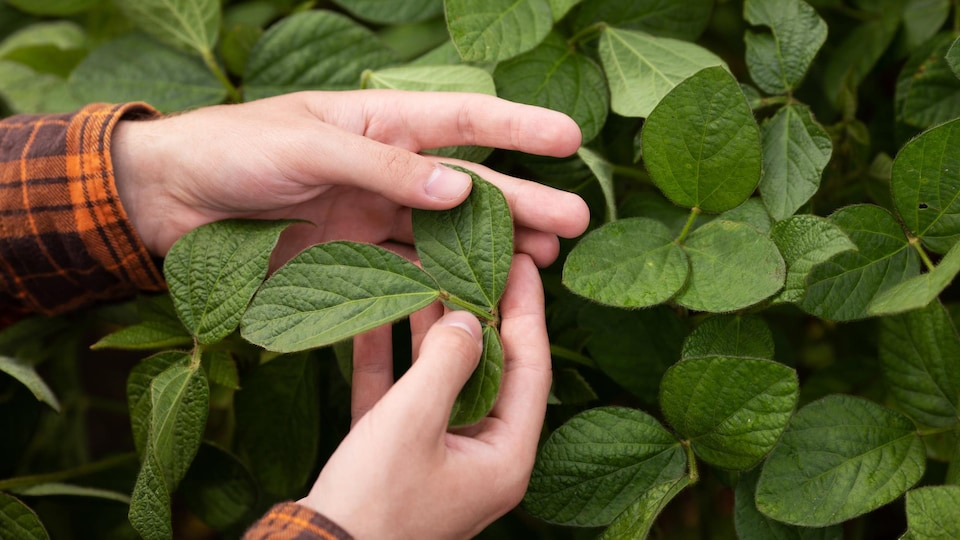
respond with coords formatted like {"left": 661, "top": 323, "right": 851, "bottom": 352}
{"left": 910, "top": 237, "right": 936, "bottom": 272}
{"left": 676, "top": 207, "right": 702, "bottom": 245}
{"left": 682, "top": 441, "right": 699, "bottom": 484}
{"left": 440, "top": 292, "right": 496, "bottom": 323}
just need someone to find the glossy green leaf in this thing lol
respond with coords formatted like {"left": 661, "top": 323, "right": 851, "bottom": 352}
{"left": 574, "top": 0, "right": 714, "bottom": 41}
{"left": 599, "top": 27, "right": 726, "bottom": 118}
{"left": 878, "top": 301, "right": 960, "bottom": 428}
{"left": 576, "top": 147, "right": 617, "bottom": 221}
{"left": 598, "top": 476, "right": 690, "bottom": 540}
{"left": 682, "top": 315, "right": 775, "bottom": 360}
{"left": 0, "top": 60, "right": 80, "bottom": 114}
{"left": 363, "top": 64, "right": 494, "bottom": 93}
{"left": 801, "top": 205, "right": 919, "bottom": 321}
{"left": 115, "top": 0, "right": 219, "bottom": 55}
{"left": 642, "top": 66, "right": 762, "bottom": 212}
{"left": 128, "top": 352, "right": 191, "bottom": 457}
{"left": 759, "top": 104, "right": 832, "bottom": 220}
{"left": 676, "top": 220, "right": 786, "bottom": 313}
{"left": 333, "top": 0, "right": 443, "bottom": 24}
{"left": 524, "top": 407, "right": 687, "bottom": 526}
{"left": 868, "top": 241, "right": 960, "bottom": 315}
{"left": 563, "top": 218, "right": 689, "bottom": 308}
{"left": 0, "top": 356, "right": 60, "bottom": 412}
{"left": 450, "top": 325, "right": 502, "bottom": 426}
{"left": 494, "top": 32, "right": 608, "bottom": 143}
{"left": 743, "top": 0, "right": 827, "bottom": 95}
{"left": 413, "top": 168, "right": 512, "bottom": 312}
{"left": 896, "top": 33, "right": 960, "bottom": 129}
{"left": 0, "top": 492, "right": 48, "bottom": 540}
{"left": 756, "top": 395, "right": 926, "bottom": 527}
{"left": 242, "top": 242, "right": 440, "bottom": 352}
{"left": 69, "top": 33, "right": 226, "bottom": 113}
{"left": 180, "top": 443, "right": 257, "bottom": 529}
{"left": 444, "top": 0, "right": 552, "bottom": 62}
{"left": 4, "top": 0, "right": 96, "bottom": 15}
{"left": 770, "top": 215, "right": 857, "bottom": 304}
{"left": 718, "top": 198, "right": 773, "bottom": 235}
{"left": 661, "top": 356, "right": 798, "bottom": 470}
{"left": 12, "top": 483, "right": 130, "bottom": 504}
{"left": 891, "top": 117, "right": 960, "bottom": 253}
{"left": 735, "top": 469, "right": 843, "bottom": 540}
{"left": 905, "top": 486, "right": 960, "bottom": 538}
{"left": 948, "top": 36, "right": 960, "bottom": 79}
{"left": 244, "top": 10, "right": 398, "bottom": 100}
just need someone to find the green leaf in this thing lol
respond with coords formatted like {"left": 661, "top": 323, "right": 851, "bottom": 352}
{"left": 0, "top": 60, "right": 81, "bottom": 114}
{"left": 220, "top": 23, "right": 262, "bottom": 78}
{"left": 91, "top": 321, "right": 193, "bottom": 351}
{"left": 800, "top": 205, "right": 919, "bottom": 321}
{"left": 4, "top": 0, "right": 96, "bottom": 15}
{"left": 201, "top": 351, "right": 240, "bottom": 390}
{"left": 242, "top": 242, "right": 440, "bottom": 352}
{"left": 743, "top": 0, "right": 827, "bottom": 96}
{"left": 755, "top": 395, "right": 926, "bottom": 527}
{"left": 577, "top": 147, "right": 617, "bottom": 222}
{"left": 822, "top": 13, "right": 900, "bottom": 103}
{"left": 444, "top": 0, "right": 553, "bottom": 62}
{"left": 413, "top": 168, "right": 512, "bottom": 313}
{"left": 524, "top": 407, "right": 687, "bottom": 526}
{"left": 902, "top": 0, "right": 951, "bottom": 49}
{"left": 68, "top": 33, "right": 226, "bottom": 113}
{"left": 548, "top": 0, "right": 581, "bottom": 21}
{"left": 244, "top": 10, "right": 398, "bottom": 101}
{"left": 12, "top": 483, "right": 131, "bottom": 504}
{"left": 878, "top": 301, "right": 960, "bottom": 428}
{"left": 718, "top": 198, "right": 773, "bottom": 235}
{"left": 115, "top": 0, "right": 220, "bottom": 55}
{"left": 552, "top": 367, "right": 598, "bottom": 405}
{"left": 332, "top": 0, "right": 443, "bottom": 24}
{"left": 682, "top": 315, "right": 775, "bottom": 360}
{"left": 905, "top": 486, "right": 960, "bottom": 538}
{"left": 770, "top": 215, "right": 857, "bottom": 304}
{"left": 642, "top": 66, "right": 762, "bottom": 212}
{"left": 0, "top": 21, "right": 87, "bottom": 77}
{"left": 180, "top": 443, "right": 257, "bottom": 530}
{"left": 563, "top": 218, "right": 689, "bottom": 308}
{"left": 948, "top": 37, "right": 960, "bottom": 80}
{"left": 735, "top": 468, "right": 843, "bottom": 540}
{"left": 235, "top": 353, "right": 319, "bottom": 499}
{"left": 675, "top": 220, "right": 786, "bottom": 313}
{"left": 758, "top": 104, "right": 833, "bottom": 220}
{"left": 450, "top": 325, "right": 503, "bottom": 426}
{"left": 574, "top": 0, "right": 714, "bottom": 41}
{"left": 598, "top": 475, "right": 691, "bottom": 540}
{"left": 128, "top": 352, "right": 191, "bottom": 457}
{"left": 896, "top": 33, "right": 960, "bottom": 129}
{"left": 891, "top": 117, "right": 960, "bottom": 253}
{"left": 868, "top": 241, "right": 960, "bottom": 315}
{"left": 0, "top": 492, "right": 48, "bottom": 540}
{"left": 165, "top": 220, "right": 293, "bottom": 345}
{"left": 363, "top": 64, "right": 494, "bottom": 93}
{"left": 0, "top": 356, "right": 60, "bottom": 412}
{"left": 599, "top": 27, "right": 726, "bottom": 118}
{"left": 660, "top": 356, "right": 798, "bottom": 470}
{"left": 493, "top": 32, "right": 609, "bottom": 143}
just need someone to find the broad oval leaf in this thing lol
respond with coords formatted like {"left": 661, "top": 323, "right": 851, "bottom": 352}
{"left": 868, "top": 240, "right": 960, "bottom": 315}
{"left": 800, "top": 205, "right": 919, "bottom": 321}
{"left": 4, "top": 0, "right": 96, "bottom": 16}
{"left": 363, "top": 64, "right": 494, "bottom": 93}
{"left": 0, "top": 21, "right": 87, "bottom": 77}
{"left": 675, "top": 220, "right": 786, "bottom": 313}
{"left": 0, "top": 355, "right": 60, "bottom": 412}
{"left": 180, "top": 443, "right": 257, "bottom": 530}
{"left": 660, "top": 356, "right": 798, "bottom": 470}
{"left": 891, "top": 117, "right": 960, "bottom": 253}
{"left": 548, "top": 0, "right": 581, "bottom": 22}
{"left": 332, "top": 0, "right": 443, "bottom": 24}
{"left": 0, "top": 492, "right": 48, "bottom": 540}
{"left": 895, "top": 33, "right": 960, "bottom": 129}
{"left": 642, "top": 66, "right": 762, "bottom": 212}
{"left": 577, "top": 147, "right": 617, "bottom": 221}
{"left": 905, "top": 486, "right": 960, "bottom": 539}
{"left": 598, "top": 476, "right": 691, "bottom": 540}
{"left": 444, "top": 0, "right": 553, "bottom": 62}
{"left": 756, "top": 395, "right": 926, "bottom": 527}
{"left": 681, "top": 315, "right": 775, "bottom": 360}
{"left": 718, "top": 198, "right": 773, "bottom": 235}
{"left": 770, "top": 215, "right": 857, "bottom": 304}
{"left": 0, "top": 60, "right": 81, "bottom": 114}
{"left": 563, "top": 218, "right": 689, "bottom": 308}
{"left": 449, "top": 325, "right": 502, "bottom": 426}
{"left": 743, "top": 0, "right": 827, "bottom": 96}
{"left": 524, "top": 407, "right": 687, "bottom": 526}
{"left": 575, "top": 0, "right": 714, "bottom": 41}
{"left": 241, "top": 242, "right": 440, "bottom": 353}
{"left": 244, "top": 10, "right": 398, "bottom": 101}
{"left": 115, "top": 0, "right": 220, "bottom": 55}
{"left": 599, "top": 27, "right": 726, "bottom": 118}
{"left": 413, "top": 168, "right": 512, "bottom": 313}
{"left": 735, "top": 469, "right": 843, "bottom": 540}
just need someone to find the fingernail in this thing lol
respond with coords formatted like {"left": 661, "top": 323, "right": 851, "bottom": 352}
{"left": 442, "top": 312, "right": 483, "bottom": 349}
{"left": 425, "top": 165, "right": 472, "bottom": 201}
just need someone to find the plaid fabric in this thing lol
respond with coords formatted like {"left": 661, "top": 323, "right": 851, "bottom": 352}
{"left": 244, "top": 502, "right": 354, "bottom": 540}
{"left": 0, "top": 103, "right": 165, "bottom": 322}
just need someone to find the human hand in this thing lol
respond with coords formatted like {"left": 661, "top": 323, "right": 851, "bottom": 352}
{"left": 111, "top": 90, "right": 589, "bottom": 266}
{"left": 297, "top": 254, "right": 551, "bottom": 539}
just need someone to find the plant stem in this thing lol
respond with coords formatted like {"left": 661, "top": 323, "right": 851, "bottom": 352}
{"left": 549, "top": 345, "right": 596, "bottom": 367}
{"left": 682, "top": 441, "right": 699, "bottom": 483}
{"left": 910, "top": 237, "right": 936, "bottom": 272}
{"left": 202, "top": 50, "right": 241, "bottom": 103}
{"left": 675, "top": 207, "right": 702, "bottom": 245}
{"left": 568, "top": 22, "right": 607, "bottom": 48}
{"left": 441, "top": 293, "right": 496, "bottom": 323}
{"left": 611, "top": 165, "right": 649, "bottom": 182}
{"left": 918, "top": 425, "right": 957, "bottom": 437}
{"left": 0, "top": 453, "right": 138, "bottom": 491}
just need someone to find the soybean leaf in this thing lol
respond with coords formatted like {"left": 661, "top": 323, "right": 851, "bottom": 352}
{"left": 241, "top": 242, "right": 440, "bottom": 352}
{"left": 891, "top": 117, "right": 960, "bottom": 253}
{"left": 577, "top": 147, "right": 617, "bottom": 222}
{"left": 755, "top": 395, "right": 926, "bottom": 527}
{"left": 735, "top": 469, "right": 843, "bottom": 540}
{"left": 0, "top": 493, "right": 48, "bottom": 540}
{"left": 444, "top": 0, "right": 552, "bottom": 62}
{"left": 682, "top": 315, "right": 775, "bottom": 361}
{"left": 905, "top": 486, "right": 960, "bottom": 538}
{"left": 235, "top": 353, "right": 319, "bottom": 499}
{"left": 221, "top": 23, "right": 262, "bottom": 78}
{"left": 69, "top": 33, "right": 226, "bottom": 113}
{"left": 494, "top": 32, "right": 608, "bottom": 143}
{"left": 0, "top": 60, "right": 80, "bottom": 114}
{"left": 563, "top": 218, "right": 689, "bottom": 309}
{"left": 0, "top": 356, "right": 60, "bottom": 412}
{"left": 743, "top": 0, "right": 827, "bottom": 96}
{"left": 902, "top": 0, "right": 951, "bottom": 49}
{"left": 4, "top": 0, "right": 96, "bottom": 15}
{"left": 878, "top": 301, "right": 960, "bottom": 429}
{"left": 718, "top": 198, "right": 773, "bottom": 235}
{"left": 599, "top": 27, "right": 726, "bottom": 118}
{"left": 362, "top": 64, "right": 494, "bottom": 93}
{"left": 800, "top": 205, "right": 919, "bottom": 321}
{"left": 12, "top": 483, "right": 130, "bottom": 504}
{"left": 115, "top": 0, "right": 219, "bottom": 55}
{"left": 759, "top": 104, "right": 833, "bottom": 220}
{"left": 598, "top": 476, "right": 691, "bottom": 540}
{"left": 642, "top": 66, "right": 762, "bottom": 212}
{"left": 675, "top": 220, "right": 786, "bottom": 313}
{"left": 574, "top": 0, "right": 714, "bottom": 41}
{"left": 201, "top": 351, "right": 240, "bottom": 390}
{"left": 244, "top": 11, "right": 398, "bottom": 101}
{"left": 128, "top": 352, "right": 191, "bottom": 457}
{"left": 660, "top": 356, "right": 798, "bottom": 470}
{"left": 180, "top": 443, "right": 257, "bottom": 530}
{"left": 868, "top": 241, "right": 960, "bottom": 315}
{"left": 413, "top": 168, "right": 512, "bottom": 313}
{"left": 92, "top": 297, "right": 192, "bottom": 351}
{"left": 548, "top": 0, "right": 580, "bottom": 21}
{"left": 948, "top": 37, "right": 960, "bottom": 79}
{"left": 524, "top": 407, "right": 687, "bottom": 526}
{"left": 822, "top": 13, "right": 900, "bottom": 103}
{"left": 552, "top": 367, "right": 598, "bottom": 405}
{"left": 450, "top": 325, "right": 503, "bottom": 426}
{"left": 770, "top": 215, "right": 857, "bottom": 304}
{"left": 332, "top": 0, "right": 443, "bottom": 24}
{"left": 895, "top": 33, "right": 960, "bottom": 129}
{"left": 0, "top": 21, "right": 87, "bottom": 77}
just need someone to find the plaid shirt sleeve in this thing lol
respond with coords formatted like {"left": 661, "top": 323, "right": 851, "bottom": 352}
{"left": 244, "top": 502, "right": 354, "bottom": 540}
{"left": 0, "top": 102, "right": 166, "bottom": 324}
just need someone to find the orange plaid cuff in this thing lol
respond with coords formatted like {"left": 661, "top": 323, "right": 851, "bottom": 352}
{"left": 0, "top": 103, "right": 165, "bottom": 321}
{"left": 244, "top": 502, "right": 354, "bottom": 540}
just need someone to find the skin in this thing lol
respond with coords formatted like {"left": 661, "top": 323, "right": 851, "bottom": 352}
{"left": 111, "top": 90, "right": 589, "bottom": 538}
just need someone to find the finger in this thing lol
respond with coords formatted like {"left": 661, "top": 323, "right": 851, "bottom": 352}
{"left": 351, "top": 324, "right": 395, "bottom": 427}
{"left": 515, "top": 228, "right": 560, "bottom": 268}
{"left": 410, "top": 301, "right": 444, "bottom": 359}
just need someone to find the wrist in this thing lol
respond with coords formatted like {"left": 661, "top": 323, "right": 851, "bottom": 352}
{"left": 111, "top": 119, "right": 167, "bottom": 257}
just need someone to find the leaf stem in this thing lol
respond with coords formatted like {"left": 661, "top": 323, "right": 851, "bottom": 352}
{"left": 909, "top": 237, "right": 936, "bottom": 272}
{"left": 202, "top": 49, "right": 241, "bottom": 103}
{"left": 0, "top": 453, "right": 138, "bottom": 491}
{"left": 675, "top": 207, "right": 702, "bottom": 245}
{"left": 568, "top": 22, "right": 607, "bottom": 48}
{"left": 611, "top": 165, "right": 649, "bottom": 182}
{"left": 918, "top": 425, "right": 957, "bottom": 437}
{"left": 549, "top": 345, "right": 596, "bottom": 367}
{"left": 440, "top": 292, "right": 496, "bottom": 323}
{"left": 682, "top": 440, "right": 699, "bottom": 484}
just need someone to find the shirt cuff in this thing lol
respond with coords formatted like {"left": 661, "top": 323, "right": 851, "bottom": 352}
{"left": 244, "top": 502, "right": 354, "bottom": 540}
